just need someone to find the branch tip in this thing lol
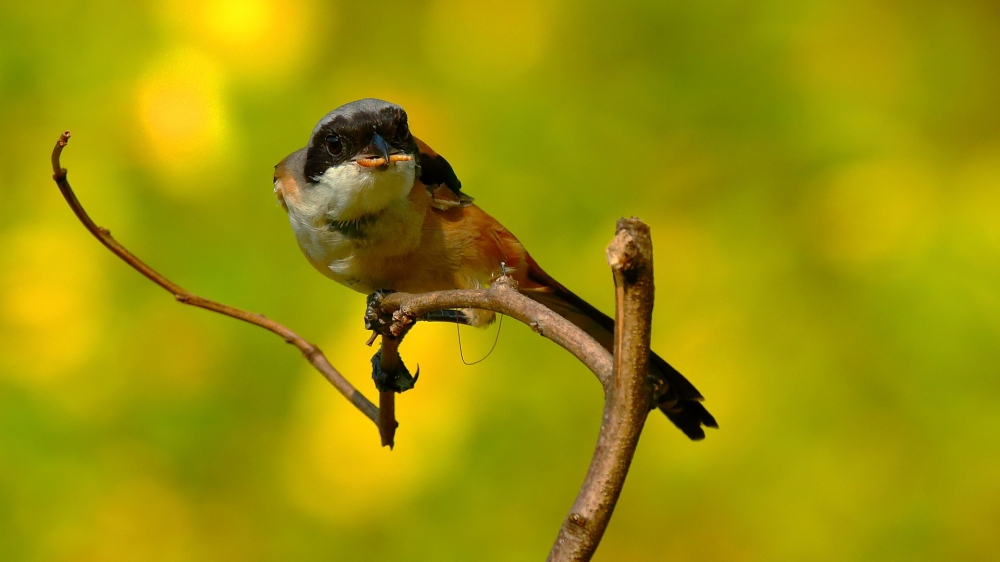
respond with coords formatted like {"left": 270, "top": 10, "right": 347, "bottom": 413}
{"left": 52, "top": 131, "right": 72, "bottom": 178}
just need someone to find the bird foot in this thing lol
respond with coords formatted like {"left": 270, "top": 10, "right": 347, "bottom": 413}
{"left": 365, "top": 289, "right": 396, "bottom": 332}
{"left": 371, "top": 349, "right": 419, "bottom": 393}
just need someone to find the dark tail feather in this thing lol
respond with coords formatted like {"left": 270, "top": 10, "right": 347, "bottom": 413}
{"left": 520, "top": 257, "right": 717, "bottom": 440}
{"left": 659, "top": 397, "right": 718, "bottom": 440}
{"left": 649, "top": 352, "right": 718, "bottom": 439}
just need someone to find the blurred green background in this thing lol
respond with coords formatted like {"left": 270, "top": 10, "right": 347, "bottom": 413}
{"left": 2, "top": 0, "right": 999, "bottom": 560}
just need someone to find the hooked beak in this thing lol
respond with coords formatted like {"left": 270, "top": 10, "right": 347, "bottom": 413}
{"left": 355, "top": 133, "right": 391, "bottom": 169}
{"left": 354, "top": 133, "right": 414, "bottom": 169}
{"left": 370, "top": 133, "right": 390, "bottom": 162}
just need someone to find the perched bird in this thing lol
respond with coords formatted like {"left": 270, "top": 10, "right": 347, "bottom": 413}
{"left": 274, "top": 98, "right": 717, "bottom": 439}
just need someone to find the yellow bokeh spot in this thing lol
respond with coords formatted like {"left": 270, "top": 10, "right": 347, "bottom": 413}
{"left": 424, "top": 0, "right": 553, "bottom": 83}
{"left": 203, "top": 0, "right": 270, "bottom": 49}
{"left": 0, "top": 224, "right": 103, "bottom": 384}
{"left": 136, "top": 48, "right": 228, "bottom": 187}
{"left": 283, "top": 303, "right": 473, "bottom": 524}
{"left": 164, "top": 0, "right": 312, "bottom": 81}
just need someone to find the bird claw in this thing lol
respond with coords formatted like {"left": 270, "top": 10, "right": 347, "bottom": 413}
{"left": 370, "top": 349, "right": 419, "bottom": 393}
{"left": 365, "top": 289, "right": 396, "bottom": 332}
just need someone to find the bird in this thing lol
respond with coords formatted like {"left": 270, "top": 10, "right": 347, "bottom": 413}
{"left": 273, "top": 98, "right": 717, "bottom": 440}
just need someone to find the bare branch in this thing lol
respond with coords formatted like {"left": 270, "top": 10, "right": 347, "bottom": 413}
{"left": 378, "top": 277, "right": 615, "bottom": 393}
{"left": 50, "top": 132, "right": 380, "bottom": 425}
{"left": 548, "top": 218, "right": 656, "bottom": 562}
{"left": 50, "top": 131, "right": 615, "bottom": 447}
{"left": 377, "top": 337, "right": 402, "bottom": 448}
{"left": 378, "top": 390, "right": 398, "bottom": 448}
{"left": 53, "top": 132, "right": 669, "bottom": 560}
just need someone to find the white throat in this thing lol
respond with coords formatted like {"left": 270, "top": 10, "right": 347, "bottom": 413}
{"left": 311, "top": 160, "right": 416, "bottom": 221}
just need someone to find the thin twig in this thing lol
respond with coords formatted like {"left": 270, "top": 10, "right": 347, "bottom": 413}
{"left": 377, "top": 336, "right": 402, "bottom": 448}
{"left": 378, "top": 390, "right": 397, "bottom": 448}
{"left": 548, "top": 218, "right": 656, "bottom": 562}
{"left": 50, "top": 131, "right": 379, "bottom": 424}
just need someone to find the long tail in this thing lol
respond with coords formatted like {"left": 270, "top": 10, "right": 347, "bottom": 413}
{"left": 517, "top": 255, "right": 718, "bottom": 440}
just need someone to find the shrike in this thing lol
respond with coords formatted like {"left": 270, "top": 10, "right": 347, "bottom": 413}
{"left": 274, "top": 98, "right": 716, "bottom": 439}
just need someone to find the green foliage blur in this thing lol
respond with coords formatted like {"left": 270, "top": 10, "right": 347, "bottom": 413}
{"left": 2, "top": 0, "right": 999, "bottom": 560}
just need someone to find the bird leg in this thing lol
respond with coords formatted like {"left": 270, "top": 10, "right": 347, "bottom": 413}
{"left": 365, "top": 289, "right": 418, "bottom": 394}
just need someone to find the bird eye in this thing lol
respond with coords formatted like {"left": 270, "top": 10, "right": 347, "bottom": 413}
{"left": 396, "top": 121, "right": 410, "bottom": 142}
{"left": 326, "top": 135, "right": 343, "bottom": 155}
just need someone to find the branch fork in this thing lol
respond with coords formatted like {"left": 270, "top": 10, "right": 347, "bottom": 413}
{"left": 52, "top": 132, "right": 667, "bottom": 562}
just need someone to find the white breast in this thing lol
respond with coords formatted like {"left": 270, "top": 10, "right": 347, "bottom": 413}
{"left": 284, "top": 159, "right": 421, "bottom": 292}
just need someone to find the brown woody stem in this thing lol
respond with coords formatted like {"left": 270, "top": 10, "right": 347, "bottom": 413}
{"left": 377, "top": 337, "right": 402, "bottom": 448}
{"left": 379, "top": 278, "right": 614, "bottom": 393}
{"left": 547, "top": 218, "right": 656, "bottom": 562}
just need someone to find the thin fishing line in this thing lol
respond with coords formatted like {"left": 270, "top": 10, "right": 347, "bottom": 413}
{"left": 456, "top": 261, "right": 507, "bottom": 365}
{"left": 456, "top": 313, "right": 504, "bottom": 365}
